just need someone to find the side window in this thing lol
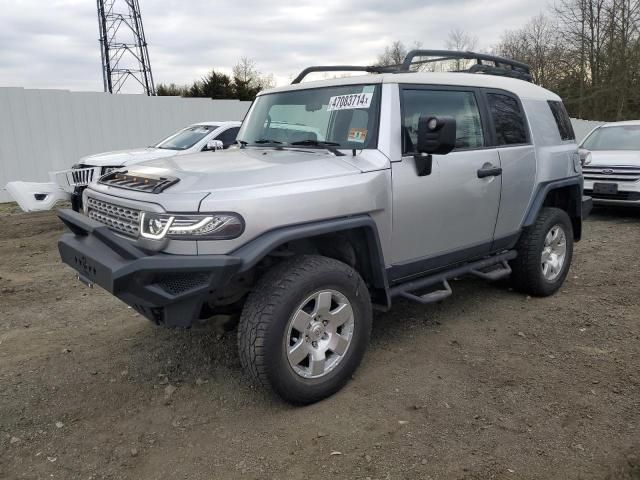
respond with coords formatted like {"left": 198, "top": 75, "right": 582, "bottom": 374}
{"left": 548, "top": 101, "right": 575, "bottom": 141}
{"left": 216, "top": 127, "right": 240, "bottom": 147}
{"left": 486, "top": 93, "right": 528, "bottom": 145}
{"left": 401, "top": 89, "right": 485, "bottom": 154}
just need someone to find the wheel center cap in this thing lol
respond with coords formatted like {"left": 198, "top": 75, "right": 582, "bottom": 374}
{"left": 308, "top": 322, "right": 325, "bottom": 341}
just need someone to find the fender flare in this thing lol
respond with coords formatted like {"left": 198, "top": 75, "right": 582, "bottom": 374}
{"left": 231, "top": 215, "right": 390, "bottom": 303}
{"left": 523, "top": 177, "right": 583, "bottom": 226}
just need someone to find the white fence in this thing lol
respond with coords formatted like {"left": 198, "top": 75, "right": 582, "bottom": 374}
{"left": 571, "top": 118, "right": 604, "bottom": 143}
{"left": 0, "top": 87, "right": 251, "bottom": 202}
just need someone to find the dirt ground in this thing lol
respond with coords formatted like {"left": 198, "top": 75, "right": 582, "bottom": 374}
{"left": 0, "top": 203, "right": 638, "bottom": 480}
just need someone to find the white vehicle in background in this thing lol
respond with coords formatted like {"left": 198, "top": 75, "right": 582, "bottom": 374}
{"left": 6, "top": 121, "right": 241, "bottom": 212}
{"left": 581, "top": 121, "right": 640, "bottom": 206}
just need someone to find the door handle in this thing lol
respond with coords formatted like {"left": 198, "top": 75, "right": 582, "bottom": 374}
{"left": 477, "top": 165, "right": 503, "bottom": 178}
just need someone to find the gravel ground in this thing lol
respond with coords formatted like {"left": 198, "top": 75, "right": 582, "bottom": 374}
{"left": 0, "top": 204, "right": 638, "bottom": 480}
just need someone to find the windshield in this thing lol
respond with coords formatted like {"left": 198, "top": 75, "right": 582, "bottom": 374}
{"left": 582, "top": 125, "right": 640, "bottom": 151}
{"left": 155, "top": 125, "right": 218, "bottom": 150}
{"left": 237, "top": 84, "right": 381, "bottom": 149}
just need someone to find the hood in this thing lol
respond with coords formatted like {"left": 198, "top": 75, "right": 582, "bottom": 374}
{"left": 119, "top": 148, "right": 362, "bottom": 194}
{"left": 586, "top": 150, "right": 640, "bottom": 167}
{"left": 78, "top": 147, "right": 178, "bottom": 167}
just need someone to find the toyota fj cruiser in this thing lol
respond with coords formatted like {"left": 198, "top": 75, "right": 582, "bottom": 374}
{"left": 57, "top": 50, "right": 592, "bottom": 404}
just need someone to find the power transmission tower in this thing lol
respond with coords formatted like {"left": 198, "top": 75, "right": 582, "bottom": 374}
{"left": 97, "top": 0, "right": 156, "bottom": 95}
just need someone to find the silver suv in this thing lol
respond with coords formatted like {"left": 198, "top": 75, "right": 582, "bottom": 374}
{"left": 57, "top": 50, "right": 592, "bottom": 404}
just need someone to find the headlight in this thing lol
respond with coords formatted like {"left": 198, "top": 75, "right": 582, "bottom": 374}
{"left": 140, "top": 212, "right": 244, "bottom": 240}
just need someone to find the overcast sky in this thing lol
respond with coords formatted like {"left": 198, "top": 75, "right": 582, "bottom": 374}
{"left": 0, "top": 0, "right": 546, "bottom": 93}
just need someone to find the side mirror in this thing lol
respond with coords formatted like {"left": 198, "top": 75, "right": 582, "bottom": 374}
{"left": 412, "top": 115, "right": 456, "bottom": 177}
{"left": 205, "top": 139, "right": 224, "bottom": 151}
{"left": 578, "top": 148, "right": 591, "bottom": 166}
{"left": 416, "top": 115, "right": 456, "bottom": 155}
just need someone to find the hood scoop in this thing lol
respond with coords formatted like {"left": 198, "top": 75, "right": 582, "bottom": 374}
{"left": 98, "top": 171, "right": 179, "bottom": 194}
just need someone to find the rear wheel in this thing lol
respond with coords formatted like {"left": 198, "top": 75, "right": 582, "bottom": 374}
{"left": 237, "top": 255, "right": 372, "bottom": 404}
{"left": 511, "top": 207, "right": 574, "bottom": 297}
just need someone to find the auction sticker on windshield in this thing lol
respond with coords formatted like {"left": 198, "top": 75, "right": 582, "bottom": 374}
{"left": 348, "top": 128, "right": 367, "bottom": 143}
{"left": 327, "top": 93, "right": 373, "bottom": 111}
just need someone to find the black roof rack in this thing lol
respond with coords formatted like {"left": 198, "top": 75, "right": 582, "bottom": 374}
{"left": 290, "top": 49, "right": 533, "bottom": 84}
{"left": 291, "top": 65, "right": 398, "bottom": 84}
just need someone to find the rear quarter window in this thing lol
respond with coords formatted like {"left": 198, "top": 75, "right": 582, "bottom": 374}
{"left": 548, "top": 101, "right": 575, "bottom": 141}
{"left": 486, "top": 92, "right": 528, "bottom": 145}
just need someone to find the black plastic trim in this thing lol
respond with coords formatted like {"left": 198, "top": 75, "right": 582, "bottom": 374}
{"left": 57, "top": 210, "right": 391, "bottom": 323}
{"left": 388, "top": 239, "right": 494, "bottom": 284}
{"left": 523, "top": 177, "right": 583, "bottom": 226}
{"left": 491, "top": 231, "right": 521, "bottom": 252}
{"left": 231, "top": 215, "right": 389, "bottom": 292}
{"left": 387, "top": 230, "right": 522, "bottom": 285}
{"left": 57, "top": 209, "right": 242, "bottom": 327}
{"left": 582, "top": 195, "right": 593, "bottom": 217}
{"left": 390, "top": 250, "right": 518, "bottom": 299}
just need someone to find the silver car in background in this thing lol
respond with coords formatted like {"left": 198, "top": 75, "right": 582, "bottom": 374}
{"left": 581, "top": 121, "right": 640, "bottom": 206}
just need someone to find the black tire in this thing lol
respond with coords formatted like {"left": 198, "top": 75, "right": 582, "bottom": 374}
{"left": 511, "top": 207, "right": 574, "bottom": 297}
{"left": 238, "top": 255, "right": 372, "bottom": 405}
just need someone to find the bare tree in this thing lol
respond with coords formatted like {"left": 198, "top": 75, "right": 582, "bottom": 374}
{"left": 496, "top": 15, "right": 565, "bottom": 89}
{"left": 446, "top": 28, "right": 478, "bottom": 51}
{"left": 232, "top": 57, "right": 274, "bottom": 100}
{"left": 445, "top": 28, "right": 479, "bottom": 70}
{"left": 494, "top": 0, "right": 640, "bottom": 120}
{"left": 375, "top": 41, "right": 409, "bottom": 66}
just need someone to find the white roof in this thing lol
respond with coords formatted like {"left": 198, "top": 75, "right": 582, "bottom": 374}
{"left": 263, "top": 72, "right": 560, "bottom": 102}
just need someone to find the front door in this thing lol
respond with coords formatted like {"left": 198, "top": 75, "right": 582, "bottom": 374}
{"left": 390, "top": 86, "right": 501, "bottom": 281}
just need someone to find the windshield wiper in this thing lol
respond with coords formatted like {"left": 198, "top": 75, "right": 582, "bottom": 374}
{"left": 253, "top": 139, "right": 283, "bottom": 145}
{"left": 236, "top": 140, "right": 248, "bottom": 149}
{"left": 290, "top": 139, "right": 345, "bottom": 156}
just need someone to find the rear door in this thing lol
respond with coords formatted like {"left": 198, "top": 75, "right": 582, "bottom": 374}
{"left": 390, "top": 86, "right": 502, "bottom": 280}
{"left": 483, "top": 90, "right": 536, "bottom": 243}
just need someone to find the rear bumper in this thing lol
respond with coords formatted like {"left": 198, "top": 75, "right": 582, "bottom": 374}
{"left": 57, "top": 209, "right": 242, "bottom": 327}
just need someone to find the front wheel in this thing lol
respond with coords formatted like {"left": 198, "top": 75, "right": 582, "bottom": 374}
{"left": 237, "top": 255, "right": 372, "bottom": 404}
{"left": 511, "top": 207, "right": 574, "bottom": 297}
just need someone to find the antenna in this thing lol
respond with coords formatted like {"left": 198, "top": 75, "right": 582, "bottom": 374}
{"left": 97, "top": 0, "right": 156, "bottom": 95}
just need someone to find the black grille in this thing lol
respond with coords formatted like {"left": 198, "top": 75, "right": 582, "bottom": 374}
{"left": 585, "top": 190, "right": 640, "bottom": 201}
{"left": 156, "top": 273, "right": 210, "bottom": 295}
{"left": 99, "top": 171, "right": 179, "bottom": 193}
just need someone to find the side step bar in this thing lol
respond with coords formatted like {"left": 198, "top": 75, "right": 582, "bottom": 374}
{"left": 399, "top": 279, "right": 452, "bottom": 305}
{"left": 390, "top": 250, "right": 517, "bottom": 305}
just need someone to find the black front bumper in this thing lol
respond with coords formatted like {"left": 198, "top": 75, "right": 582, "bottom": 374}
{"left": 57, "top": 209, "right": 242, "bottom": 327}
